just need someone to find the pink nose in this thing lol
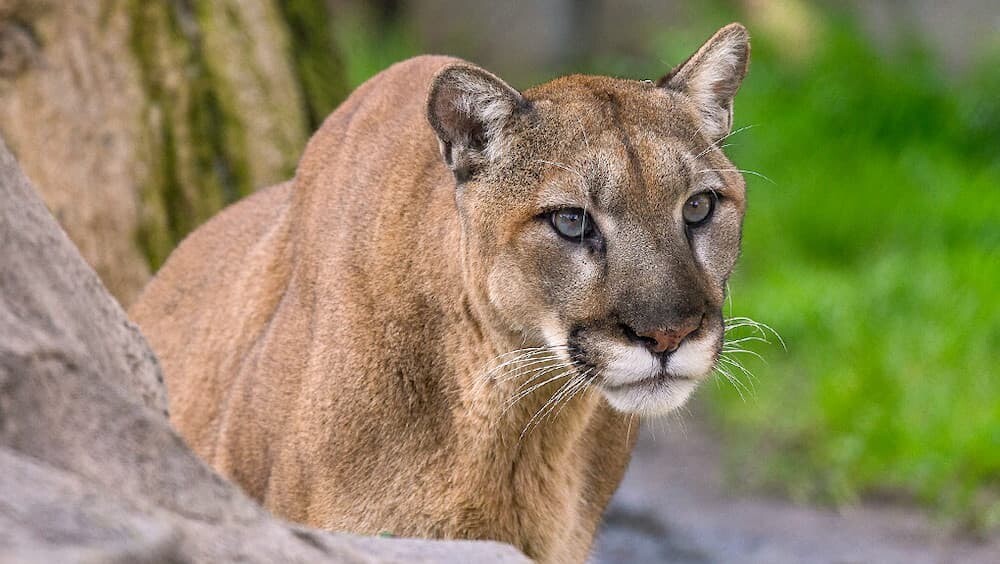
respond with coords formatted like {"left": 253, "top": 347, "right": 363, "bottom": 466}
{"left": 637, "top": 318, "right": 701, "bottom": 354}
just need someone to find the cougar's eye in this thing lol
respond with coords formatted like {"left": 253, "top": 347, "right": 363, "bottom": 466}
{"left": 683, "top": 192, "right": 716, "bottom": 226}
{"left": 550, "top": 208, "right": 595, "bottom": 241}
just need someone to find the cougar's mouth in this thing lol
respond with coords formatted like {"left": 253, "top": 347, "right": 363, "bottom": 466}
{"left": 601, "top": 371, "right": 692, "bottom": 392}
{"left": 599, "top": 374, "right": 700, "bottom": 416}
{"left": 564, "top": 325, "right": 720, "bottom": 416}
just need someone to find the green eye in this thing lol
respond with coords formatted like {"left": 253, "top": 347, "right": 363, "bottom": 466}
{"left": 550, "top": 208, "right": 595, "bottom": 241}
{"left": 683, "top": 192, "right": 716, "bottom": 225}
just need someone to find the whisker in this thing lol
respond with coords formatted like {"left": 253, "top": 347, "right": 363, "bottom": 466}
{"left": 508, "top": 362, "right": 572, "bottom": 393}
{"left": 725, "top": 282, "right": 733, "bottom": 319}
{"left": 477, "top": 346, "right": 570, "bottom": 384}
{"left": 719, "top": 355, "right": 759, "bottom": 387}
{"left": 519, "top": 374, "right": 582, "bottom": 440}
{"left": 721, "top": 347, "right": 766, "bottom": 363}
{"left": 673, "top": 404, "right": 691, "bottom": 440}
{"left": 723, "top": 321, "right": 763, "bottom": 331}
{"left": 495, "top": 354, "right": 569, "bottom": 384}
{"left": 693, "top": 124, "right": 757, "bottom": 159}
{"left": 718, "top": 357, "right": 758, "bottom": 400}
{"left": 548, "top": 370, "right": 596, "bottom": 422}
{"left": 480, "top": 349, "right": 553, "bottom": 379}
{"left": 575, "top": 115, "right": 591, "bottom": 151}
{"left": 502, "top": 364, "right": 574, "bottom": 414}
{"left": 536, "top": 159, "right": 588, "bottom": 188}
{"left": 541, "top": 372, "right": 592, "bottom": 426}
{"left": 504, "top": 367, "right": 567, "bottom": 405}
{"left": 724, "top": 316, "right": 786, "bottom": 350}
{"left": 723, "top": 335, "right": 770, "bottom": 346}
{"left": 520, "top": 367, "right": 594, "bottom": 440}
{"left": 625, "top": 413, "right": 636, "bottom": 449}
{"left": 472, "top": 351, "right": 546, "bottom": 394}
{"left": 697, "top": 167, "right": 776, "bottom": 185}
{"left": 537, "top": 371, "right": 588, "bottom": 423}
{"left": 714, "top": 363, "right": 748, "bottom": 402}
{"left": 486, "top": 346, "right": 563, "bottom": 365}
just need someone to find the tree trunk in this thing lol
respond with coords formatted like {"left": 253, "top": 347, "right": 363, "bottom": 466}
{"left": 0, "top": 0, "right": 347, "bottom": 306}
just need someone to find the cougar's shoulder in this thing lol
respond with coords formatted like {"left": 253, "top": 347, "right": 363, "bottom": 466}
{"left": 129, "top": 182, "right": 293, "bottom": 455}
{"left": 129, "top": 54, "right": 467, "bottom": 463}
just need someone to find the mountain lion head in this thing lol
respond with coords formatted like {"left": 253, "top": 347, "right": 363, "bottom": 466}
{"left": 427, "top": 24, "right": 750, "bottom": 416}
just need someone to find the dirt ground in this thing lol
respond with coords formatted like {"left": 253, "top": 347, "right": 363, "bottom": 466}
{"left": 591, "top": 401, "right": 1000, "bottom": 564}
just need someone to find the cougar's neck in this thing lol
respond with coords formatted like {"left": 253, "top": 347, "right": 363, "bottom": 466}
{"left": 445, "top": 293, "right": 619, "bottom": 562}
{"left": 451, "top": 283, "right": 604, "bottom": 477}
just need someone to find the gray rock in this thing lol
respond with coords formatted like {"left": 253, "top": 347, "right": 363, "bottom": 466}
{"left": 0, "top": 138, "right": 529, "bottom": 564}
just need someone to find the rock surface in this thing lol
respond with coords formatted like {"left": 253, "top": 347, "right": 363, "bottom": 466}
{"left": 0, "top": 138, "right": 528, "bottom": 563}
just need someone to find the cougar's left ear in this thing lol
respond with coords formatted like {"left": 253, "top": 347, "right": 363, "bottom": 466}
{"left": 427, "top": 63, "right": 528, "bottom": 182}
{"left": 658, "top": 23, "right": 750, "bottom": 142}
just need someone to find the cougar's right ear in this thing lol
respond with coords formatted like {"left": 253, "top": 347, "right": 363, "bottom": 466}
{"left": 427, "top": 63, "right": 528, "bottom": 182}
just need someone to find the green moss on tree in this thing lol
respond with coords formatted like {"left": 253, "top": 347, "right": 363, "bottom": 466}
{"left": 128, "top": 0, "right": 346, "bottom": 271}
{"left": 278, "top": 0, "right": 350, "bottom": 128}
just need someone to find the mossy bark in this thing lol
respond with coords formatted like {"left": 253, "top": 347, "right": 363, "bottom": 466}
{"left": 0, "top": 0, "right": 347, "bottom": 305}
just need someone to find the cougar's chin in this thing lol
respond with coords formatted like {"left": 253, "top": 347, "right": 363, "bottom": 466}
{"left": 601, "top": 377, "right": 700, "bottom": 416}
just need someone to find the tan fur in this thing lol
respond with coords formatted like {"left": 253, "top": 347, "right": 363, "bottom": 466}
{"left": 131, "top": 25, "right": 751, "bottom": 563}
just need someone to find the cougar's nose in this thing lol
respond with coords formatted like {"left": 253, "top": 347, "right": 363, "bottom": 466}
{"left": 625, "top": 315, "right": 703, "bottom": 355}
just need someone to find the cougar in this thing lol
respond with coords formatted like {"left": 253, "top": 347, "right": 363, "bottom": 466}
{"left": 131, "top": 23, "right": 751, "bottom": 563}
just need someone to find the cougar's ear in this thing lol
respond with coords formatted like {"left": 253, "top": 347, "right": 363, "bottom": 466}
{"left": 427, "top": 63, "right": 528, "bottom": 182}
{"left": 657, "top": 23, "right": 750, "bottom": 142}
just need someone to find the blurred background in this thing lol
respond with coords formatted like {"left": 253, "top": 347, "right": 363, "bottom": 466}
{"left": 1, "top": 0, "right": 996, "bottom": 558}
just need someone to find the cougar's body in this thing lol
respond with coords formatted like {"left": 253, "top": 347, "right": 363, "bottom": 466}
{"left": 132, "top": 25, "right": 751, "bottom": 562}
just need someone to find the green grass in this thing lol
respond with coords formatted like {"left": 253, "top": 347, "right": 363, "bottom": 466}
{"left": 699, "top": 25, "right": 1000, "bottom": 529}
{"left": 329, "top": 10, "right": 1000, "bottom": 529}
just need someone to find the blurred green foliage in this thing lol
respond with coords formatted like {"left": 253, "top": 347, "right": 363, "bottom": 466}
{"left": 699, "top": 22, "right": 1000, "bottom": 529}
{"left": 331, "top": 6, "right": 1000, "bottom": 528}
{"left": 330, "top": 8, "right": 419, "bottom": 91}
